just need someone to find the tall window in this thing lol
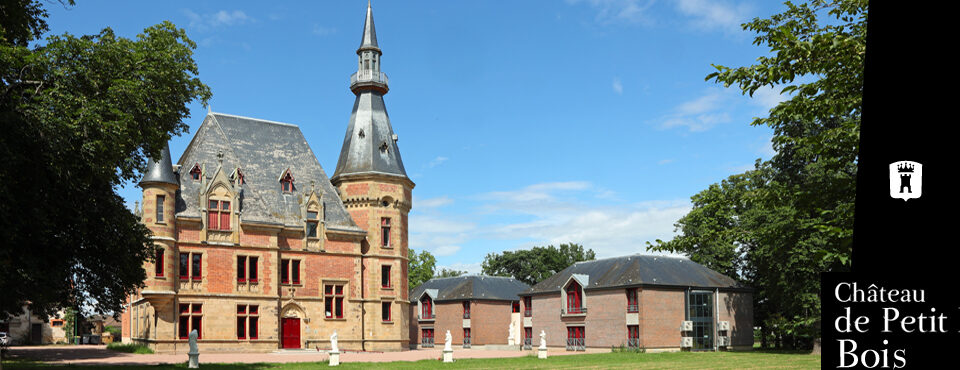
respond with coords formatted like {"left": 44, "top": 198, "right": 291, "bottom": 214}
{"left": 306, "top": 211, "right": 319, "bottom": 238}
{"left": 280, "top": 259, "right": 300, "bottom": 285}
{"left": 626, "top": 288, "right": 639, "bottom": 313}
{"left": 237, "top": 256, "right": 258, "bottom": 283}
{"left": 381, "top": 265, "right": 391, "bottom": 288}
{"left": 380, "top": 218, "right": 391, "bottom": 247}
{"left": 523, "top": 296, "right": 532, "bottom": 317}
{"left": 156, "top": 195, "right": 165, "bottom": 223}
{"left": 237, "top": 305, "right": 259, "bottom": 340}
{"left": 191, "top": 253, "right": 202, "bottom": 280}
{"left": 566, "top": 281, "right": 583, "bottom": 313}
{"left": 463, "top": 328, "right": 471, "bottom": 346}
{"left": 512, "top": 301, "right": 520, "bottom": 313}
{"left": 381, "top": 302, "right": 392, "bottom": 322}
{"left": 178, "top": 303, "right": 202, "bottom": 339}
{"left": 524, "top": 327, "right": 533, "bottom": 348}
{"left": 462, "top": 301, "right": 470, "bottom": 319}
{"left": 180, "top": 252, "right": 201, "bottom": 280}
{"left": 155, "top": 248, "right": 164, "bottom": 277}
{"left": 627, "top": 325, "right": 640, "bottom": 348}
{"left": 324, "top": 284, "right": 345, "bottom": 318}
{"left": 421, "top": 328, "right": 434, "bottom": 347}
{"left": 208, "top": 200, "right": 231, "bottom": 230}
{"left": 566, "top": 326, "right": 585, "bottom": 351}
{"left": 421, "top": 297, "right": 433, "bottom": 319}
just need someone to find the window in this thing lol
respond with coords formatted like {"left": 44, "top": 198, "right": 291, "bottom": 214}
{"left": 421, "top": 328, "right": 434, "bottom": 347}
{"left": 688, "top": 291, "right": 714, "bottom": 351}
{"left": 280, "top": 172, "right": 294, "bottom": 192}
{"left": 237, "top": 256, "right": 257, "bottom": 283}
{"left": 207, "top": 200, "right": 231, "bottom": 230}
{"left": 180, "top": 252, "right": 201, "bottom": 280}
{"left": 565, "top": 280, "right": 584, "bottom": 314}
{"left": 306, "top": 211, "right": 319, "bottom": 238}
{"left": 155, "top": 248, "right": 164, "bottom": 277}
{"left": 178, "top": 303, "right": 202, "bottom": 339}
{"left": 156, "top": 195, "right": 165, "bottom": 223}
{"left": 380, "top": 218, "right": 391, "bottom": 247}
{"left": 189, "top": 164, "right": 201, "bottom": 181}
{"left": 626, "top": 288, "right": 639, "bottom": 313}
{"left": 420, "top": 297, "right": 433, "bottom": 319}
{"left": 281, "top": 259, "right": 300, "bottom": 285}
{"left": 179, "top": 253, "right": 189, "bottom": 279}
{"left": 463, "top": 328, "right": 471, "bottom": 347}
{"left": 523, "top": 327, "right": 533, "bottom": 348}
{"left": 381, "top": 265, "right": 391, "bottom": 288}
{"left": 324, "top": 284, "right": 345, "bottom": 319}
{"left": 191, "top": 253, "right": 202, "bottom": 280}
{"left": 237, "top": 305, "right": 259, "bottom": 339}
{"left": 462, "top": 301, "right": 470, "bottom": 319}
{"left": 512, "top": 301, "right": 520, "bottom": 313}
{"left": 51, "top": 320, "right": 64, "bottom": 327}
{"left": 382, "top": 302, "right": 391, "bottom": 322}
{"left": 628, "top": 325, "right": 640, "bottom": 348}
{"left": 566, "top": 326, "right": 585, "bottom": 351}
{"left": 523, "top": 296, "right": 532, "bottom": 317}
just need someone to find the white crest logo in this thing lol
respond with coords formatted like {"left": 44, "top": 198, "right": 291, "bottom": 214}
{"left": 889, "top": 161, "right": 922, "bottom": 201}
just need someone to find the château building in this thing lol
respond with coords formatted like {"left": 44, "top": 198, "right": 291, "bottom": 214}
{"left": 121, "top": 2, "right": 413, "bottom": 353}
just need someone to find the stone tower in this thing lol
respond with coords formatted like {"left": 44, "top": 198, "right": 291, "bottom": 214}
{"left": 331, "top": 1, "right": 414, "bottom": 351}
{"left": 138, "top": 143, "right": 178, "bottom": 297}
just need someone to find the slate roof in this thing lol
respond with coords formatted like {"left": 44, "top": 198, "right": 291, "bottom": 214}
{"left": 359, "top": 1, "right": 378, "bottom": 50}
{"left": 140, "top": 143, "right": 178, "bottom": 186}
{"left": 522, "top": 254, "right": 749, "bottom": 295}
{"left": 171, "top": 113, "right": 363, "bottom": 233}
{"left": 410, "top": 275, "right": 531, "bottom": 303}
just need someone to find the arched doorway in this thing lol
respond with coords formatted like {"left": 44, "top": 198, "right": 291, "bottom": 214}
{"left": 280, "top": 302, "right": 305, "bottom": 349}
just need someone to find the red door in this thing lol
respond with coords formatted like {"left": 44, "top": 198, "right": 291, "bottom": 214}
{"left": 281, "top": 318, "right": 300, "bottom": 349}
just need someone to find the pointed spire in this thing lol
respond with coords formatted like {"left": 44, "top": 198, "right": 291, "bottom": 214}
{"left": 140, "top": 142, "right": 178, "bottom": 186}
{"left": 359, "top": 0, "right": 379, "bottom": 50}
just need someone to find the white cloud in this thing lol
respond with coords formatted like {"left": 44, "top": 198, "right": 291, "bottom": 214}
{"left": 431, "top": 245, "right": 462, "bottom": 257}
{"left": 659, "top": 90, "right": 733, "bottom": 132}
{"left": 184, "top": 9, "right": 255, "bottom": 31}
{"left": 313, "top": 25, "right": 336, "bottom": 36}
{"left": 612, "top": 77, "right": 624, "bottom": 94}
{"left": 567, "top": 0, "right": 655, "bottom": 25}
{"left": 750, "top": 85, "right": 790, "bottom": 112}
{"left": 416, "top": 196, "right": 453, "bottom": 208}
{"left": 428, "top": 156, "right": 449, "bottom": 168}
{"left": 674, "top": 0, "right": 751, "bottom": 35}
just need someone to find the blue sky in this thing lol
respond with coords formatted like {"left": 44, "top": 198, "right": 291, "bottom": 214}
{"left": 46, "top": 0, "right": 789, "bottom": 274}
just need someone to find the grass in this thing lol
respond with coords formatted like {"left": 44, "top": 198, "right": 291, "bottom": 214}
{"left": 2, "top": 350, "right": 819, "bottom": 369}
{"left": 105, "top": 343, "right": 154, "bottom": 354}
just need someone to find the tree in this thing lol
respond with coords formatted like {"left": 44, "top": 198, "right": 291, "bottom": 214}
{"left": 436, "top": 268, "right": 467, "bottom": 278}
{"left": 648, "top": 0, "right": 864, "bottom": 349}
{"left": 482, "top": 243, "right": 595, "bottom": 286}
{"left": 407, "top": 249, "right": 437, "bottom": 289}
{"left": 0, "top": 0, "right": 211, "bottom": 321}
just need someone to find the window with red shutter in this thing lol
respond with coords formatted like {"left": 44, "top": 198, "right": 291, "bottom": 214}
{"left": 155, "top": 248, "right": 164, "bottom": 277}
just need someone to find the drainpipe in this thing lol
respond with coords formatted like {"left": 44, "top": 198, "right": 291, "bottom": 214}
{"left": 714, "top": 288, "right": 719, "bottom": 352}
{"left": 360, "top": 258, "right": 365, "bottom": 351}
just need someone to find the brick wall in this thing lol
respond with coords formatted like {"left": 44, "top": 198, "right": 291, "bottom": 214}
{"left": 640, "top": 288, "right": 685, "bottom": 349}
{"left": 718, "top": 291, "right": 754, "bottom": 347}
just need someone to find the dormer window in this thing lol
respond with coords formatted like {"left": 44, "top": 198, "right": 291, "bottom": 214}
{"left": 189, "top": 164, "right": 202, "bottom": 181}
{"left": 233, "top": 168, "right": 245, "bottom": 185}
{"left": 565, "top": 280, "right": 584, "bottom": 314}
{"left": 306, "top": 210, "right": 319, "bottom": 238}
{"left": 420, "top": 296, "right": 433, "bottom": 319}
{"left": 279, "top": 170, "right": 294, "bottom": 192}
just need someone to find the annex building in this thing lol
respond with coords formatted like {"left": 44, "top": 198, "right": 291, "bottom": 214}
{"left": 121, "top": 2, "right": 414, "bottom": 353}
{"left": 519, "top": 255, "right": 753, "bottom": 352}
{"left": 408, "top": 276, "right": 530, "bottom": 349}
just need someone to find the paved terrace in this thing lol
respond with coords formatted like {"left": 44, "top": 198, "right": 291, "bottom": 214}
{"left": 7, "top": 345, "right": 609, "bottom": 366}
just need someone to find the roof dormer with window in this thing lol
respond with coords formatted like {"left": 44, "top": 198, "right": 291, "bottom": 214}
{"left": 561, "top": 274, "right": 589, "bottom": 316}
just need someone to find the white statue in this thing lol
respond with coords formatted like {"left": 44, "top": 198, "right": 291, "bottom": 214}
{"left": 443, "top": 330, "right": 453, "bottom": 351}
{"left": 539, "top": 330, "right": 547, "bottom": 349}
{"left": 188, "top": 329, "right": 200, "bottom": 368}
{"left": 330, "top": 330, "right": 339, "bottom": 353}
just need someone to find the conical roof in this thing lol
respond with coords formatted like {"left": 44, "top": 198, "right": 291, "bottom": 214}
{"left": 359, "top": 1, "right": 378, "bottom": 50}
{"left": 140, "top": 142, "right": 178, "bottom": 186}
{"left": 331, "top": 92, "right": 408, "bottom": 180}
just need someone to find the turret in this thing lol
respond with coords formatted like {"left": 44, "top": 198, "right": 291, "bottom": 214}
{"left": 139, "top": 142, "right": 178, "bottom": 294}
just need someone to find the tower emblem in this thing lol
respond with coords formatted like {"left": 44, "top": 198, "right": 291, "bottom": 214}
{"left": 889, "top": 161, "right": 922, "bottom": 201}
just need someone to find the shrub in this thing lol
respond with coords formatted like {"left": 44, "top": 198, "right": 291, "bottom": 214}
{"left": 107, "top": 343, "right": 154, "bottom": 354}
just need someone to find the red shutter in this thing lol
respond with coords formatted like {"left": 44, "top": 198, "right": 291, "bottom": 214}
{"left": 155, "top": 249, "right": 164, "bottom": 277}
{"left": 220, "top": 201, "right": 230, "bottom": 229}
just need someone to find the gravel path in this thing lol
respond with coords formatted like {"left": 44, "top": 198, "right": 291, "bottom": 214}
{"left": 7, "top": 345, "right": 607, "bottom": 366}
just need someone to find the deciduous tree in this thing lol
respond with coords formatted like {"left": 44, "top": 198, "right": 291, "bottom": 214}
{"left": 482, "top": 243, "right": 595, "bottom": 286}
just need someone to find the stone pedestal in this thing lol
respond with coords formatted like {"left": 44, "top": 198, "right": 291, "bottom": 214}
{"left": 329, "top": 351, "right": 340, "bottom": 366}
{"left": 188, "top": 352, "right": 199, "bottom": 368}
{"left": 538, "top": 348, "right": 548, "bottom": 359}
{"left": 442, "top": 349, "right": 454, "bottom": 363}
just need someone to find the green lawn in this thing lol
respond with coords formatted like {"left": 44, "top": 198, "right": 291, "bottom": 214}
{"left": 3, "top": 351, "right": 819, "bottom": 369}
